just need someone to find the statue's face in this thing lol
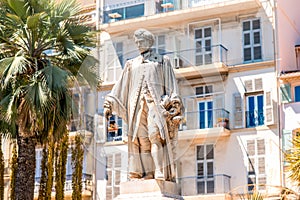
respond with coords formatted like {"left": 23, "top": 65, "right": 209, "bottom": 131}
{"left": 135, "top": 38, "right": 152, "bottom": 53}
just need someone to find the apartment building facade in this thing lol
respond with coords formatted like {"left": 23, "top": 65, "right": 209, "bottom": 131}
{"left": 93, "top": 0, "right": 285, "bottom": 199}
{"left": 3, "top": 0, "right": 300, "bottom": 199}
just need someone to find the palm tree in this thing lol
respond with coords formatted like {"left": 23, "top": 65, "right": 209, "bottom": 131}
{"left": 285, "top": 130, "right": 300, "bottom": 186}
{"left": 0, "top": 0, "right": 98, "bottom": 199}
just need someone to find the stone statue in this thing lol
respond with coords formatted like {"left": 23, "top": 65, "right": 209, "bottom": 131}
{"left": 104, "top": 28, "right": 183, "bottom": 182}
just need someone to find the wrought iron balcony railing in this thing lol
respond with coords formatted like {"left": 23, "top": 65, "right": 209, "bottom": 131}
{"left": 181, "top": 108, "right": 230, "bottom": 131}
{"left": 34, "top": 173, "right": 93, "bottom": 193}
{"left": 245, "top": 110, "right": 264, "bottom": 128}
{"left": 179, "top": 174, "right": 231, "bottom": 195}
{"left": 163, "top": 44, "right": 228, "bottom": 68}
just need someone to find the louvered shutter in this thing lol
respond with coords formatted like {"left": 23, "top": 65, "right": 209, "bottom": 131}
{"left": 264, "top": 90, "right": 274, "bottom": 125}
{"left": 254, "top": 78, "right": 263, "bottom": 91}
{"left": 186, "top": 98, "right": 196, "bottom": 129}
{"left": 280, "top": 83, "right": 292, "bottom": 103}
{"left": 233, "top": 93, "right": 243, "bottom": 128}
{"left": 244, "top": 80, "right": 253, "bottom": 92}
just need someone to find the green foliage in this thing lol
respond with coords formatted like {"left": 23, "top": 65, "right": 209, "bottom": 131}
{"left": 0, "top": 0, "right": 99, "bottom": 197}
{"left": 10, "top": 142, "right": 17, "bottom": 200}
{"left": 72, "top": 135, "right": 83, "bottom": 200}
{"left": 285, "top": 132, "right": 300, "bottom": 185}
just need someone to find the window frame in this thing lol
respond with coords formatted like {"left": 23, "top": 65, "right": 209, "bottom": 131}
{"left": 242, "top": 18, "right": 262, "bottom": 63}
{"left": 196, "top": 144, "right": 215, "bottom": 194}
{"left": 194, "top": 26, "right": 212, "bottom": 66}
{"left": 246, "top": 138, "right": 266, "bottom": 191}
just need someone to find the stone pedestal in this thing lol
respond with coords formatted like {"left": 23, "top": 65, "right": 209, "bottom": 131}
{"left": 115, "top": 179, "right": 182, "bottom": 200}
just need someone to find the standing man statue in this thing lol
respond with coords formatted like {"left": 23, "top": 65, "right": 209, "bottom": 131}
{"left": 104, "top": 28, "right": 183, "bottom": 181}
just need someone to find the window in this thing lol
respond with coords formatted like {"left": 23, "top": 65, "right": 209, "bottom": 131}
{"left": 196, "top": 85, "right": 213, "bottom": 96}
{"left": 107, "top": 115, "right": 123, "bottom": 142}
{"left": 155, "top": 35, "right": 166, "bottom": 55}
{"left": 198, "top": 101, "right": 213, "bottom": 129}
{"left": 243, "top": 19, "right": 262, "bottom": 62}
{"left": 195, "top": 27, "right": 212, "bottom": 65}
{"left": 246, "top": 94, "right": 264, "bottom": 128}
{"left": 197, "top": 144, "right": 214, "bottom": 194}
{"left": 247, "top": 139, "right": 266, "bottom": 191}
{"left": 106, "top": 153, "right": 121, "bottom": 199}
{"left": 295, "top": 86, "right": 300, "bottom": 102}
{"left": 104, "top": 4, "right": 144, "bottom": 23}
{"left": 114, "top": 42, "right": 123, "bottom": 67}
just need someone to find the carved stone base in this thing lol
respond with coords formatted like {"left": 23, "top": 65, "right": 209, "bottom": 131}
{"left": 115, "top": 179, "right": 182, "bottom": 200}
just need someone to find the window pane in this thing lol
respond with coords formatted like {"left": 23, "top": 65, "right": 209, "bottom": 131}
{"left": 197, "top": 181, "right": 205, "bottom": 194}
{"left": 244, "top": 33, "right": 250, "bottom": 45}
{"left": 195, "top": 29, "right": 202, "bottom": 39}
{"left": 207, "top": 181, "right": 214, "bottom": 193}
{"left": 205, "top": 40, "right": 211, "bottom": 51}
{"left": 252, "top": 19, "right": 260, "bottom": 30}
{"left": 197, "top": 163, "right": 204, "bottom": 176}
{"left": 196, "top": 87, "right": 204, "bottom": 95}
{"left": 254, "top": 46, "right": 262, "bottom": 60}
{"left": 125, "top": 4, "right": 144, "bottom": 19}
{"left": 243, "top": 21, "right": 251, "bottom": 31}
{"left": 196, "top": 41, "right": 202, "bottom": 53}
{"left": 295, "top": 86, "right": 300, "bottom": 102}
{"left": 244, "top": 47, "right": 252, "bottom": 61}
{"left": 205, "top": 85, "right": 213, "bottom": 94}
{"left": 197, "top": 146, "right": 204, "bottom": 160}
{"left": 253, "top": 32, "right": 260, "bottom": 44}
{"left": 196, "top": 55, "right": 203, "bottom": 65}
{"left": 207, "top": 144, "right": 214, "bottom": 159}
{"left": 257, "top": 95, "right": 264, "bottom": 110}
{"left": 207, "top": 162, "right": 214, "bottom": 175}
{"left": 204, "top": 27, "right": 211, "bottom": 37}
{"left": 205, "top": 54, "right": 212, "bottom": 64}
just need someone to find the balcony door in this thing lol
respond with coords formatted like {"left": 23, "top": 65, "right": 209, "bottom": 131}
{"left": 195, "top": 27, "right": 212, "bottom": 66}
{"left": 197, "top": 144, "right": 214, "bottom": 194}
{"left": 246, "top": 94, "right": 264, "bottom": 127}
{"left": 198, "top": 101, "right": 213, "bottom": 129}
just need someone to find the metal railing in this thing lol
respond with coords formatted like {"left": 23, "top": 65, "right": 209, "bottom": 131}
{"left": 180, "top": 108, "right": 230, "bottom": 131}
{"left": 179, "top": 174, "right": 231, "bottom": 195}
{"left": 34, "top": 173, "right": 93, "bottom": 193}
{"left": 163, "top": 44, "right": 228, "bottom": 68}
{"left": 245, "top": 110, "right": 264, "bottom": 128}
{"left": 69, "top": 115, "right": 94, "bottom": 133}
{"left": 188, "top": 0, "right": 233, "bottom": 8}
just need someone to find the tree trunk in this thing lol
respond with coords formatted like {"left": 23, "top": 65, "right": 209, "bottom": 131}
{"left": 15, "top": 136, "right": 36, "bottom": 200}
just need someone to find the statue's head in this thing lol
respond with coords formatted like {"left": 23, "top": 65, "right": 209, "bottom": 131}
{"left": 133, "top": 28, "right": 155, "bottom": 53}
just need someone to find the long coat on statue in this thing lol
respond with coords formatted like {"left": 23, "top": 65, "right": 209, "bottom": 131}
{"left": 106, "top": 50, "right": 180, "bottom": 140}
{"left": 105, "top": 50, "right": 181, "bottom": 180}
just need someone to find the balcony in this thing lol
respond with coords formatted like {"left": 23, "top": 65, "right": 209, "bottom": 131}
{"left": 179, "top": 108, "right": 230, "bottom": 140}
{"left": 69, "top": 114, "right": 94, "bottom": 133}
{"left": 180, "top": 174, "right": 231, "bottom": 197}
{"left": 34, "top": 173, "right": 92, "bottom": 197}
{"left": 101, "top": 0, "right": 261, "bottom": 35}
{"left": 166, "top": 45, "right": 228, "bottom": 79}
{"left": 245, "top": 110, "right": 264, "bottom": 128}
